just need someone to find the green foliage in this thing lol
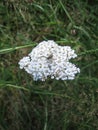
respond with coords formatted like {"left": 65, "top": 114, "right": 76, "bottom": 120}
{"left": 0, "top": 0, "right": 98, "bottom": 130}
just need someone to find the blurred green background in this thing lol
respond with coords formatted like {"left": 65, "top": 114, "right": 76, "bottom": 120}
{"left": 0, "top": 0, "right": 98, "bottom": 130}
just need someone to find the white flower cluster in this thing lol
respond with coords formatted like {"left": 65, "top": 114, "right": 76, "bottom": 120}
{"left": 19, "top": 40, "right": 80, "bottom": 81}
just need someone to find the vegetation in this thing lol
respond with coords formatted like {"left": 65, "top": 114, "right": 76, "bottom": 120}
{"left": 0, "top": 0, "right": 98, "bottom": 130}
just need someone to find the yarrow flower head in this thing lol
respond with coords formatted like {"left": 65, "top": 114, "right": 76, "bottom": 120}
{"left": 19, "top": 40, "right": 80, "bottom": 81}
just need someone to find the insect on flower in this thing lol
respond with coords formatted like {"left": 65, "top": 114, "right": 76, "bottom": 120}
{"left": 47, "top": 54, "right": 53, "bottom": 60}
